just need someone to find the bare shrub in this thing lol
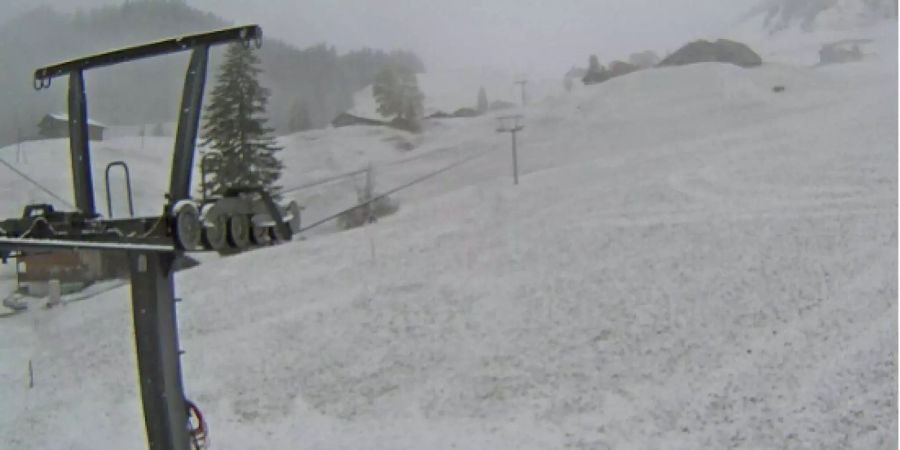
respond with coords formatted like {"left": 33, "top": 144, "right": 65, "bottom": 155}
{"left": 338, "top": 164, "right": 399, "bottom": 229}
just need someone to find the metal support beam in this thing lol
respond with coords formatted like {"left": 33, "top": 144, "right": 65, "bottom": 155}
{"left": 0, "top": 237, "right": 174, "bottom": 253}
{"left": 169, "top": 47, "right": 209, "bottom": 206}
{"left": 68, "top": 70, "right": 96, "bottom": 216}
{"left": 129, "top": 251, "right": 190, "bottom": 450}
{"left": 34, "top": 25, "right": 261, "bottom": 83}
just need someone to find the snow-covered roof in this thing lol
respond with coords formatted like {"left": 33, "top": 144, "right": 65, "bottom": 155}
{"left": 46, "top": 113, "right": 106, "bottom": 128}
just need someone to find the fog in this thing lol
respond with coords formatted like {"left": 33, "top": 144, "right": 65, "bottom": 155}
{"left": 0, "top": 1, "right": 896, "bottom": 448}
{"left": 4, "top": 0, "right": 756, "bottom": 77}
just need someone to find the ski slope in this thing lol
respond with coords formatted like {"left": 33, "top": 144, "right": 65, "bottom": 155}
{"left": 0, "top": 23, "right": 897, "bottom": 450}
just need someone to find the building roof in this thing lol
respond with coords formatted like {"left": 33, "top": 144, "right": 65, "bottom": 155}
{"left": 45, "top": 113, "right": 106, "bottom": 128}
{"left": 331, "top": 112, "right": 387, "bottom": 128}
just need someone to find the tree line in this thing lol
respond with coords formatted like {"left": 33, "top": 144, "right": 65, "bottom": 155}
{"left": 0, "top": 1, "right": 424, "bottom": 147}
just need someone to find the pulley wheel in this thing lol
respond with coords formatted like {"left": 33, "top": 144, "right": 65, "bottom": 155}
{"left": 201, "top": 209, "right": 228, "bottom": 251}
{"left": 227, "top": 214, "right": 251, "bottom": 249}
{"left": 173, "top": 204, "right": 202, "bottom": 251}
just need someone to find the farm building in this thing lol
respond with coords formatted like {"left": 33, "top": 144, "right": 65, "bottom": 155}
{"left": 14, "top": 250, "right": 198, "bottom": 296}
{"left": 331, "top": 112, "right": 387, "bottom": 128}
{"left": 16, "top": 250, "right": 108, "bottom": 295}
{"left": 38, "top": 113, "right": 106, "bottom": 141}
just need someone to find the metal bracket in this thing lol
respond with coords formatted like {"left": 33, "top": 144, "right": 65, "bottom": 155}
{"left": 105, "top": 161, "right": 135, "bottom": 218}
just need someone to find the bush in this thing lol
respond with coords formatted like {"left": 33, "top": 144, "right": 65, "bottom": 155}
{"left": 452, "top": 107, "right": 479, "bottom": 118}
{"left": 658, "top": 39, "right": 762, "bottom": 68}
{"left": 338, "top": 164, "right": 399, "bottom": 229}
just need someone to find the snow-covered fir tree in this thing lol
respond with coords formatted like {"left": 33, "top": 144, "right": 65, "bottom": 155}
{"left": 288, "top": 99, "right": 312, "bottom": 132}
{"left": 201, "top": 43, "right": 283, "bottom": 196}
{"left": 477, "top": 87, "right": 489, "bottom": 114}
{"left": 373, "top": 64, "right": 424, "bottom": 131}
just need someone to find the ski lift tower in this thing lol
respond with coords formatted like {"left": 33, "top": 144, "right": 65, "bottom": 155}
{"left": 0, "top": 25, "right": 283, "bottom": 450}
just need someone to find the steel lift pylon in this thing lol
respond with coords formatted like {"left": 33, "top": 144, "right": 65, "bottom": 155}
{"left": 0, "top": 24, "right": 287, "bottom": 450}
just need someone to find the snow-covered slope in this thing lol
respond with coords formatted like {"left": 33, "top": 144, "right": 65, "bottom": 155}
{"left": 729, "top": 0, "right": 898, "bottom": 65}
{"left": 740, "top": 0, "right": 897, "bottom": 34}
{"left": 0, "top": 24, "right": 896, "bottom": 449}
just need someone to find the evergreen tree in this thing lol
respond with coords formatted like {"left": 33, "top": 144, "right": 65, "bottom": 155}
{"left": 201, "top": 43, "right": 283, "bottom": 196}
{"left": 477, "top": 87, "right": 489, "bottom": 114}
{"left": 373, "top": 64, "right": 424, "bottom": 131}
{"left": 373, "top": 66, "right": 401, "bottom": 118}
{"left": 588, "top": 54, "right": 601, "bottom": 73}
{"left": 582, "top": 54, "right": 610, "bottom": 85}
{"left": 288, "top": 100, "right": 312, "bottom": 132}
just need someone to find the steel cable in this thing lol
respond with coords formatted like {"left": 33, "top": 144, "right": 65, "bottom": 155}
{"left": 297, "top": 144, "right": 501, "bottom": 234}
{"left": 0, "top": 157, "right": 77, "bottom": 211}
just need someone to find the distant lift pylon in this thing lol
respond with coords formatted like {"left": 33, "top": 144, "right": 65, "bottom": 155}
{"left": 1, "top": 24, "right": 297, "bottom": 450}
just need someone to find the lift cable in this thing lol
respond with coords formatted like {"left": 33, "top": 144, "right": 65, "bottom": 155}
{"left": 0, "top": 157, "right": 78, "bottom": 211}
{"left": 277, "top": 144, "right": 468, "bottom": 196}
{"left": 277, "top": 166, "right": 369, "bottom": 196}
{"left": 297, "top": 144, "right": 501, "bottom": 234}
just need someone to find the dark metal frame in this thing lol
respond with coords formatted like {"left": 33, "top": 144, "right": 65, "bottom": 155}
{"left": 33, "top": 26, "right": 261, "bottom": 82}
{"left": 105, "top": 161, "right": 135, "bottom": 218}
{"left": 0, "top": 237, "right": 187, "bottom": 450}
{"left": 32, "top": 25, "right": 262, "bottom": 220}
{"left": 169, "top": 47, "right": 210, "bottom": 209}
{"left": 67, "top": 71, "right": 95, "bottom": 215}
{"left": 128, "top": 250, "right": 191, "bottom": 450}
{"left": 5, "top": 25, "right": 265, "bottom": 450}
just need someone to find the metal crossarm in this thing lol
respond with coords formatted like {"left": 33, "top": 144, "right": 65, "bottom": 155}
{"left": 8, "top": 24, "right": 279, "bottom": 450}
{"left": 33, "top": 25, "right": 261, "bottom": 83}
{"left": 0, "top": 237, "right": 175, "bottom": 253}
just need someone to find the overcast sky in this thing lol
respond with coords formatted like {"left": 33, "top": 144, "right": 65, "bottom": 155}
{"left": 4, "top": 0, "right": 758, "bottom": 77}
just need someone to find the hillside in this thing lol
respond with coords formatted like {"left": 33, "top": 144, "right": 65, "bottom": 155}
{"left": 0, "top": 20, "right": 897, "bottom": 450}
{"left": 738, "top": 0, "right": 897, "bottom": 34}
{"left": 728, "top": 2, "right": 898, "bottom": 65}
{"left": 0, "top": 1, "right": 423, "bottom": 148}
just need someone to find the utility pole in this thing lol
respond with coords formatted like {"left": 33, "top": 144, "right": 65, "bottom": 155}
{"left": 515, "top": 79, "right": 528, "bottom": 106}
{"left": 16, "top": 127, "right": 22, "bottom": 164}
{"left": 497, "top": 115, "right": 524, "bottom": 185}
{"left": 14, "top": 111, "right": 22, "bottom": 163}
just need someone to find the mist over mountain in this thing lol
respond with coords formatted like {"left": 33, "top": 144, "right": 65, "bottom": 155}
{"left": 0, "top": 0, "right": 424, "bottom": 147}
{"left": 740, "top": 0, "right": 897, "bottom": 32}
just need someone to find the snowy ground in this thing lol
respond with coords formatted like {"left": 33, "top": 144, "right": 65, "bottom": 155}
{"left": 0, "top": 21, "right": 897, "bottom": 450}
